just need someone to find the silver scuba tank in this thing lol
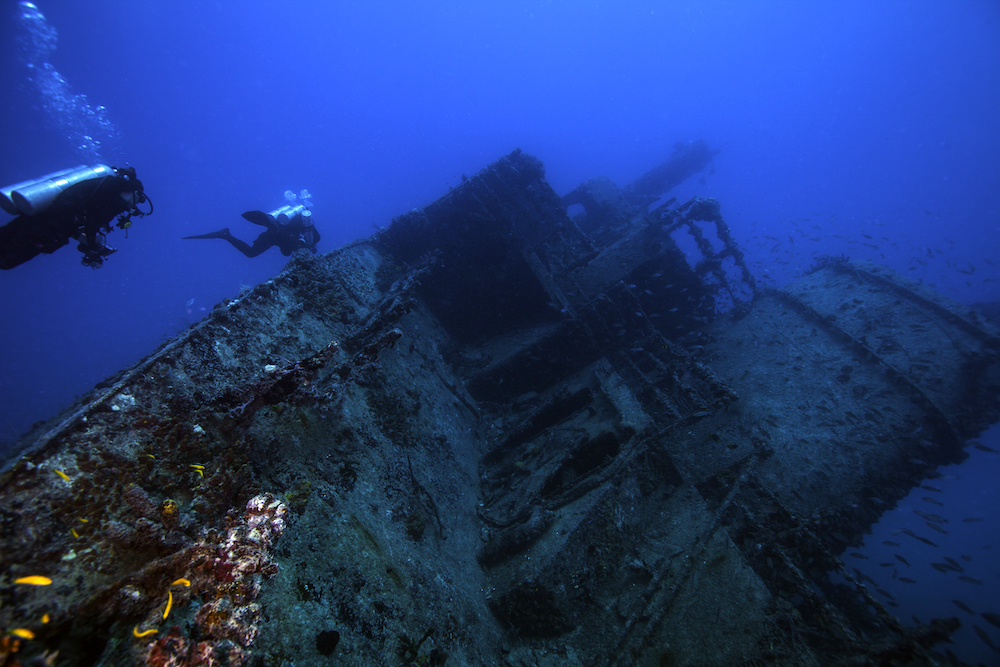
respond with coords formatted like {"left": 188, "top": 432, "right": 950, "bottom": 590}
{"left": 266, "top": 205, "right": 290, "bottom": 223}
{"left": 7, "top": 164, "right": 114, "bottom": 216}
{"left": 0, "top": 166, "right": 82, "bottom": 215}
{"left": 267, "top": 204, "right": 306, "bottom": 224}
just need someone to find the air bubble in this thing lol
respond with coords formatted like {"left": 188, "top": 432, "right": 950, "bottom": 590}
{"left": 15, "top": 1, "right": 122, "bottom": 162}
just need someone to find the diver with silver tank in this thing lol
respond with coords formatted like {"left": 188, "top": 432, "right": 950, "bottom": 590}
{"left": 183, "top": 189, "right": 320, "bottom": 257}
{"left": 0, "top": 164, "right": 151, "bottom": 269}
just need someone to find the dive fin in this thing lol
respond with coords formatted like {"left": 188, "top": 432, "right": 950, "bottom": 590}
{"left": 182, "top": 228, "right": 231, "bottom": 240}
{"left": 241, "top": 210, "right": 273, "bottom": 227}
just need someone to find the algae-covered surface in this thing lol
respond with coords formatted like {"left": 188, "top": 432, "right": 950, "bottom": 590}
{"left": 2, "top": 152, "right": 998, "bottom": 666}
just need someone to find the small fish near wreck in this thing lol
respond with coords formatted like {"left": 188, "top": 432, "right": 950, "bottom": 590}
{"left": 1, "top": 149, "right": 999, "bottom": 665}
{"left": 952, "top": 600, "right": 974, "bottom": 614}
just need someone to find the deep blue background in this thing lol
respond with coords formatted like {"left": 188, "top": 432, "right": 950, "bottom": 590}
{"left": 1, "top": 1, "right": 998, "bottom": 663}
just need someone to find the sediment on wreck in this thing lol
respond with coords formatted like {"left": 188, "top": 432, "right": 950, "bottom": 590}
{"left": 1, "top": 149, "right": 997, "bottom": 667}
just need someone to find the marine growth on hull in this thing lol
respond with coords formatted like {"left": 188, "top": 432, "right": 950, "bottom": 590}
{"left": 1, "top": 148, "right": 998, "bottom": 667}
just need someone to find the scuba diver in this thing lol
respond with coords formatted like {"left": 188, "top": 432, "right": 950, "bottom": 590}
{"left": 0, "top": 164, "right": 151, "bottom": 269}
{"left": 183, "top": 189, "right": 320, "bottom": 257}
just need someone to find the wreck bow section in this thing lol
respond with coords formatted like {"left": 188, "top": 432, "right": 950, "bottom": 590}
{"left": 1, "top": 149, "right": 998, "bottom": 667}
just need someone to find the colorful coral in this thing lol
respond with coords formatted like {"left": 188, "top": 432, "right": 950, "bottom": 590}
{"left": 142, "top": 494, "right": 288, "bottom": 666}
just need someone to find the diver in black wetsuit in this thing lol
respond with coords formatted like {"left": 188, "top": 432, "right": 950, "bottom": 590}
{"left": 183, "top": 191, "right": 320, "bottom": 257}
{"left": 0, "top": 164, "right": 151, "bottom": 269}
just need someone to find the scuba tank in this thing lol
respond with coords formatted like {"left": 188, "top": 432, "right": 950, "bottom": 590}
{"left": 1, "top": 166, "right": 82, "bottom": 215}
{"left": 267, "top": 204, "right": 306, "bottom": 224}
{"left": 1, "top": 164, "right": 114, "bottom": 216}
{"left": 270, "top": 189, "right": 312, "bottom": 224}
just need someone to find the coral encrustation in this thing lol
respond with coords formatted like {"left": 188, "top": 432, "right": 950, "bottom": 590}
{"left": 143, "top": 493, "right": 288, "bottom": 666}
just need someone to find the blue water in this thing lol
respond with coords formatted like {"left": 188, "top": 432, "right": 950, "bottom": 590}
{"left": 1, "top": 1, "right": 998, "bottom": 662}
{"left": 847, "top": 426, "right": 1000, "bottom": 666}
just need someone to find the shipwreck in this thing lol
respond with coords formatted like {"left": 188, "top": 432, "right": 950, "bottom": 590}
{"left": 1, "top": 145, "right": 998, "bottom": 666}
